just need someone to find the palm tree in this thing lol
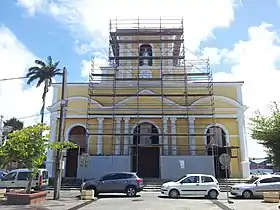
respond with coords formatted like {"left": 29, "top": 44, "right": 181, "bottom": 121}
{"left": 4, "top": 117, "right": 24, "bottom": 132}
{"left": 26, "top": 56, "right": 63, "bottom": 124}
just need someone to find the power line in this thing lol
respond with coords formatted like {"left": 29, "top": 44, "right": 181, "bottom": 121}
{"left": 17, "top": 111, "right": 56, "bottom": 120}
{"left": 0, "top": 76, "right": 27, "bottom": 82}
{"left": 5, "top": 109, "right": 60, "bottom": 121}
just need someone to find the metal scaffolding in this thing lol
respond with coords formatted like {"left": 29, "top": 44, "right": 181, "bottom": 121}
{"left": 86, "top": 18, "right": 215, "bottom": 157}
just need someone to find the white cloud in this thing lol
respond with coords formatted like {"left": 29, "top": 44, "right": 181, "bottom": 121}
{"left": 201, "top": 47, "right": 228, "bottom": 65}
{"left": 213, "top": 23, "right": 280, "bottom": 158}
{"left": 16, "top": 0, "right": 45, "bottom": 16}
{"left": 17, "top": 0, "right": 240, "bottom": 53}
{"left": 81, "top": 58, "right": 108, "bottom": 81}
{"left": 0, "top": 26, "right": 53, "bottom": 127}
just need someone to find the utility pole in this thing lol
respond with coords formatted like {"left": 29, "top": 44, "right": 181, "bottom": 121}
{"left": 0, "top": 115, "right": 3, "bottom": 146}
{"left": 53, "top": 68, "right": 68, "bottom": 200}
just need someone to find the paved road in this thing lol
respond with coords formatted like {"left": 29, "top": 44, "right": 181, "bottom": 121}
{"left": 0, "top": 191, "right": 279, "bottom": 210}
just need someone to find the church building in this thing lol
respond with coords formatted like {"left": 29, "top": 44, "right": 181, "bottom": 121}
{"left": 46, "top": 18, "right": 250, "bottom": 180}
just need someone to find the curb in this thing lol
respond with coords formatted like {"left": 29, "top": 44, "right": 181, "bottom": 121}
{"left": 48, "top": 187, "right": 80, "bottom": 191}
{"left": 47, "top": 187, "right": 229, "bottom": 193}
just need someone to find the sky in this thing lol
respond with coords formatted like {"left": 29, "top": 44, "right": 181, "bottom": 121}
{"left": 0, "top": 0, "right": 280, "bottom": 158}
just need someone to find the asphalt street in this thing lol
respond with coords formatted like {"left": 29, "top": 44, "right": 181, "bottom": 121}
{"left": 0, "top": 191, "right": 279, "bottom": 210}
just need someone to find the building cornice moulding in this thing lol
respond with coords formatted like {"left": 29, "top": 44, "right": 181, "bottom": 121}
{"left": 47, "top": 94, "right": 247, "bottom": 112}
{"left": 50, "top": 114, "right": 239, "bottom": 119}
{"left": 52, "top": 81, "right": 244, "bottom": 88}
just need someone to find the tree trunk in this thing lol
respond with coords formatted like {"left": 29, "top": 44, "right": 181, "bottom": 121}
{"left": 40, "top": 83, "right": 48, "bottom": 124}
{"left": 25, "top": 176, "right": 33, "bottom": 194}
{"left": 40, "top": 101, "right": 45, "bottom": 124}
{"left": 25, "top": 167, "right": 34, "bottom": 194}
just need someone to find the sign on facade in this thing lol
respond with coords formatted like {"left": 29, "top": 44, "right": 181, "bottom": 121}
{"left": 179, "top": 160, "right": 185, "bottom": 169}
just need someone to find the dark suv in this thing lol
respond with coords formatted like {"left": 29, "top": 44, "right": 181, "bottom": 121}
{"left": 81, "top": 172, "right": 144, "bottom": 197}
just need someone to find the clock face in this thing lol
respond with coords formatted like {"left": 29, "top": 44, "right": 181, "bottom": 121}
{"left": 139, "top": 70, "right": 152, "bottom": 78}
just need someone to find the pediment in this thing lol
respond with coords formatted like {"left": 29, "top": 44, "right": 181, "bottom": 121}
{"left": 191, "top": 95, "right": 244, "bottom": 109}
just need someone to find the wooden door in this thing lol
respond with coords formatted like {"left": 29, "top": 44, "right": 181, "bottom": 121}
{"left": 65, "top": 148, "right": 78, "bottom": 177}
{"left": 138, "top": 147, "right": 160, "bottom": 178}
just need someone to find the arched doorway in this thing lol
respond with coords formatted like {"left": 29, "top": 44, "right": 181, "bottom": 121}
{"left": 132, "top": 122, "right": 160, "bottom": 178}
{"left": 65, "top": 126, "right": 87, "bottom": 178}
{"left": 206, "top": 126, "right": 231, "bottom": 178}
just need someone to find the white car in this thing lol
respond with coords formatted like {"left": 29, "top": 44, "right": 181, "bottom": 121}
{"left": 161, "top": 174, "right": 220, "bottom": 199}
{"left": 0, "top": 168, "right": 49, "bottom": 190}
{"left": 230, "top": 175, "right": 280, "bottom": 199}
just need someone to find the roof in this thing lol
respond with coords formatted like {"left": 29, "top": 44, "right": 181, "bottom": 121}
{"left": 10, "top": 168, "right": 32, "bottom": 173}
{"left": 250, "top": 159, "right": 267, "bottom": 164}
{"left": 9, "top": 168, "right": 46, "bottom": 173}
{"left": 186, "top": 173, "right": 215, "bottom": 177}
{"left": 112, "top": 28, "right": 184, "bottom": 36}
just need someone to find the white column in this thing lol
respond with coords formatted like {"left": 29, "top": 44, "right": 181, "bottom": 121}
{"left": 237, "top": 113, "right": 250, "bottom": 178}
{"left": 124, "top": 118, "right": 130, "bottom": 155}
{"left": 163, "top": 117, "right": 169, "bottom": 155}
{"left": 170, "top": 117, "right": 177, "bottom": 155}
{"left": 188, "top": 118, "right": 196, "bottom": 156}
{"left": 97, "top": 117, "right": 104, "bottom": 155}
{"left": 115, "top": 118, "right": 122, "bottom": 155}
{"left": 46, "top": 115, "right": 57, "bottom": 178}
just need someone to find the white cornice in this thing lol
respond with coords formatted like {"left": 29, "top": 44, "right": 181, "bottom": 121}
{"left": 51, "top": 114, "right": 239, "bottom": 119}
{"left": 52, "top": 81, "right": 244, "bottom": 88}
{"left": 47, "top": 94, "right": 247, "bottom": 112}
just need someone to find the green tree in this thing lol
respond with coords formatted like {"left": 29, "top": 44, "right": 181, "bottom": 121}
{"left": 0, "top": 123, "right": 77, "bottom": 193}
{"left": 26, "top": 56, "right": 63, "bottom": 124}
{"left": 250, "top": 101, "right": 280, "bottom": 168}
{"left": 3, "top": 117, "right": 24, "bottom": 132}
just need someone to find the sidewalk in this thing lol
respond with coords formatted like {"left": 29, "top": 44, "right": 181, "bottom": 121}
{"left": 0, "top": 191, "right": 95, "bottom": 210}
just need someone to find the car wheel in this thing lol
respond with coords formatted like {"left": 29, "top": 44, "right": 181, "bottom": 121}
{"left": 126, "top": 186, "right": 137, "bottom": 197}
{"left": 169, "top": 189, "right": 179, "bottom": 199}
{"left": 208, "top": 190, "right": 218, "bottom": 199}
{"left": 242, "top": 190, "right": 253, "bottom": 199}
{"left": 85, "top": 186, "right": 99, "bottom": 197}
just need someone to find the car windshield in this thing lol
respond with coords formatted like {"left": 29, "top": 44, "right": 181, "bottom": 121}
{"left": 173, "top": 175, "right": 187, "bottom": 182}
{"left": 245, "top": 177, "right": 259, "bottom": 184}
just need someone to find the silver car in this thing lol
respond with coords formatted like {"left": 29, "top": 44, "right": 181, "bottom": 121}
{"left": 81, "top": 172, "right": 144, "bottom": 197}
{"left": 230, "top": 175, "right": 280, "bottom": 199}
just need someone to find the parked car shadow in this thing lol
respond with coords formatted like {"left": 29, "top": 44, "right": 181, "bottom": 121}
{"left": 229, "top": 196, "right": 263, "bottom": 200}
{"left": 158, "top": 195, "right": 213, "bottom": 200}
{"left": 99, "top": 194, "right": 141, "bottom": 199}
{"left": 75, "top": 193, "right": 141, "bottom": 200}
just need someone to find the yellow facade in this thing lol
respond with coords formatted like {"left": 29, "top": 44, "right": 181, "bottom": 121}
{"left": 49, "top": 81, "right": 247, "bottom": 178}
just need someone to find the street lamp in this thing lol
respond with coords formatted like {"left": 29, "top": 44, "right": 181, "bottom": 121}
{"left": 1, "top": 126, "right": 13, "bottom": 146}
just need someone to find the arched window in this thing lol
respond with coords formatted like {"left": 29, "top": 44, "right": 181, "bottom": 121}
{"left": 206, "top": 126, "right": 227, "bottom": 147}
{"left": 133, "top": 122, "right": 159, "bottom": 145}
{"left": 139, "top": 44, "right": 153, "bottom": 66}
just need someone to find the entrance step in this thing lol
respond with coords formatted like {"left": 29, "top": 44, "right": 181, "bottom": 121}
{"left": 48, "top": 178, "right": 249, "bottom": 192}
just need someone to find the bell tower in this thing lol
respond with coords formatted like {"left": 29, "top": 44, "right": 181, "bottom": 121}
{"left": 108, "top": 19, "right": 185, "bottom": 80}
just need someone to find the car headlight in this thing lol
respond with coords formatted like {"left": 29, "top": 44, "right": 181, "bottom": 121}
{"left": 161, "top": 185, "right": 167, "bottom": 190}
{"left": 232, "top": 187, "right": 239, "bottom": 190}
